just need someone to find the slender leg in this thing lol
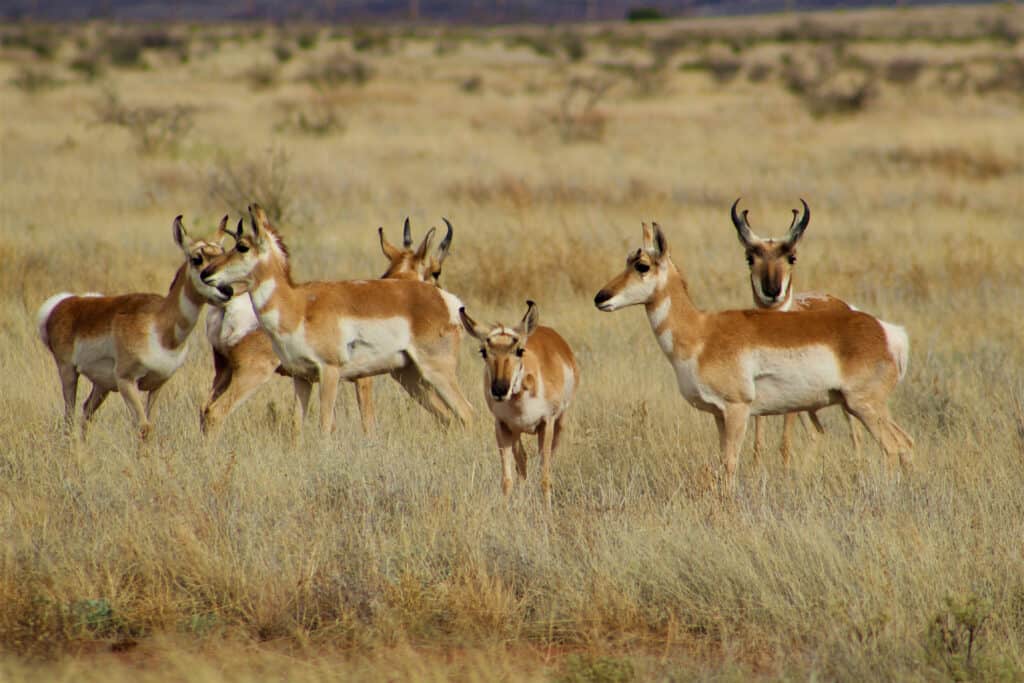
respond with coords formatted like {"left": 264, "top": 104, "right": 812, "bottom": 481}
{"left": 80, "top": 384, "right": 110, "bottom": 438}
{"left": 552, "top": 414, "right": 565, "bottom": 454}
{"left": 57, "top": 362, "right": 79, "bottom": 432}
{"left": 843, "top": 409, "right": 862, "bottom": 457}
{"left": 513, "top": 438, "right": 527, "bottom": 479}
{"left": 207, "top": 351, "right": 232, "bottom": 404}
{"left": 144, "top": 382, "right": 166, "bottom": 421}
{"left": 116, "top": 376, "right": 151, "bottom": 440}
{"left": 496, "top": 420, "right": 518, "bottom": 497}
{"left": 807, "top": 411, "right": 826, "bottom": 435}
{"left": 389, "top": 366, "right": 454, "bottom": 423}
{"left": 844, "top": 400, "right": 911, "bottom": 471}
{"left": 202, "top": 361, "right": 276, "bottom": 436}
{"left": 714, "top": 413, "right": 726, "bottom": 452}
{"left": 537, "top": 419, "right": 556, "bottom": 511}
{"left": 353, "top": 378, "right": 376, "bottom": 435}
{"left": 292, "top": 377, "right": 314, "bottom": 437}
{"left": 721, "top": 403, "right": 751, "bottom": 489}
{"left": 412, "top": 360, "right": 473, "bottom": 425}
{"left": 781, "top": 413, "right": 797, "bottom": 466}
{"left": 319, "top": 366, "right": 341, "bottom": 433}
{"left": 752, "top": 416, "right": 764, "bottom": 464}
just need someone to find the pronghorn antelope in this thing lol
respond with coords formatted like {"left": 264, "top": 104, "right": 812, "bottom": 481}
{"left": 200, "top": 204, "right": 472, "bottom": 435}
{"left": 37, "top": 216, "right": 228, "bottom": 439}
{"left": 199, "top": 216, "right": 454, "bottom": 435}
{"left": 460, "top": 301, "right": 578, "bottom": 508}
{"left": 593, "top": 221, "right": 912, "bottom": 486}
{"left": 731, "top": 198, "right": 862, "bottom": 463}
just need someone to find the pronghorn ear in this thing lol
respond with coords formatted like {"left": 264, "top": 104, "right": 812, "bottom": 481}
{"left": 379, "top": 227, "right": 401, "bottom": 260}
{"left": 650, "top": 223, "right": 669, "bottom": 260}
{"left": 172, "top": 215, "right": 193, "bottom": 250}
{"left": 517, "top": 300, "right": 539, "bottom": 339}
{"left": 785, "top": 198, "right": 810, "bottom": 247}
{"left": 248, "top": 204, "right": 270, "bottom": 250}
{"left": 459, "top": 307, "right": 488, "bottom": 341}
{"left": 403, "top": 217, "right": 413, "bottom": 249}
{"left": 731, "top": 198, "right": 759, "bottom": 247}
{"left": 641, "top": 222, "right": 655, "bottom": 251}
{"left": 414, "top": 226, "right": 437, "bottom": 261}
{"left": 212, "top": 214, "right": 231, "bottom": 246}
{"left": 436, "top": 217, "right": 454, "bottom": 263}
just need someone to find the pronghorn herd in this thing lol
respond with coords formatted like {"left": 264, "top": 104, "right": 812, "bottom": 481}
{"left": 38, "top": 200, "right": 912, "bottom": 498}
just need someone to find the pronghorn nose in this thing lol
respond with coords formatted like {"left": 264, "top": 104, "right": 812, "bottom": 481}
{"left": 762, "top": 280, "right": 781, "bottom": 298}
{"left": 594, "top": 290, "right": 612, "bottom": 307}
{"left": 490, "top": 380, "right": 510, "bottom": 400}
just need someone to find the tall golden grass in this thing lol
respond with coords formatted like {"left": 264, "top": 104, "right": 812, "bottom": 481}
{"left": 1, "top": 5, "right": 1023, "bottom": 680}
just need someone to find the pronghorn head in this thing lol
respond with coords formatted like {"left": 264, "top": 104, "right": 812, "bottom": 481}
{"left": 459, "top": 300, "right": 539, "bottom": 402}
{"left": 201, "top": 203, "right": 287, "bottom": 298}
{"left": 731, "top": 198, "right": 810, "bottom": 310}
{"left": 173, "top": 214, "right": 232, "bottom": 303}
{"left": 594, "top": 222, "right": 670, "bottom": 312}
{"left": 378, "top": 217, "right": 453, "bottom": 285}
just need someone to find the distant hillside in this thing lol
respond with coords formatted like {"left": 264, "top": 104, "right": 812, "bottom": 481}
{"left": 0, "top": 0, "right": 996, "bottom": 23}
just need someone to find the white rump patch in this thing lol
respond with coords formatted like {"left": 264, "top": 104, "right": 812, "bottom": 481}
{"left": 879, "top": 320, "right": 909, "bottom": 381}
{"left": 37, "top": 292, "right": 75, "bottom": 347}
{"left": 438, "top": 290, "right": 465, "bottom": 327}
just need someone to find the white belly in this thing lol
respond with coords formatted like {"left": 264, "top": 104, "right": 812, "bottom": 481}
{"left": 137, "top": 326, "right": 189, "bottom": 381}
{"left": 337, "top": 317, "right": 411, "bottom": 380}
{"left": 72, "top": 335, "right": 118, "bottom": 389}
{"left": 490, "top": 392, "right": 552, "bottom": 434}
{"left": 748, "top": 346, "right": 841, "bottom": 415}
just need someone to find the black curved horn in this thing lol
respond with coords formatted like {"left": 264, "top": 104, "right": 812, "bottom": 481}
{"left": 787, "top": 198, "right": 810, "bottom": 245}
{"left": 731, "top": 198, "right": 755, "bottom": 246}
{"left": 403, "top": 217, "right": 413, "bottom": 248}
{"left": 439, "top": 217, "right": 453, "bottom": 253}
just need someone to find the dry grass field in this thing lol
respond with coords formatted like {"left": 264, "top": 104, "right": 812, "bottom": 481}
{"left": 2, "top": 4, "right": 1023, "bottom": 680}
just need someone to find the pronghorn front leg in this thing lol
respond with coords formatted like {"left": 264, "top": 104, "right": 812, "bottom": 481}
{"left": 292, "top": 377, "right": 313, "bottom": 438}
{"left": 57, "top": 362, "right": 79, "bottom": 433}
{"left": 319, "top": 366, "right": 341, "bottom": 433}
{"left": 115, "top": 377, "right": 151, "bottom": 440}
{"left": 843, "top": 409, "right": 862, "bottom": 457}
{"left": 353, "top": 378, "right": 376, "bottom": 435}
{"left": 780, "top": 412, "right": 797, "bottom": 465}
{"left": 752, "top": 416, "right": 765, "bottom": 464}
{"left": 495, "top": 420, "right": 518, "bottom": 497}
{"left": 721, "top": 403, "right": 751, "bottom": 489}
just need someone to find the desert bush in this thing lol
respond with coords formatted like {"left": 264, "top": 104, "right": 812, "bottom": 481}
{"left": 301, "top": 53, "right": 373, "bottom": 89}
{"left": 69, "top": 53, "right": 103, "bottom": 80}
{"left": 627, "top": 7, "right": 665, "bottom": 22}
{"left": 560, "top": 32, "right": 587, "bottom": 62}
{"left": 296, "top": 29, "right": 319, "bottom": 51}
{"left": 556, "top": 654, "right": 636, "bottom": 683}
{"left": 553, "top": 77, "right": 613, "bottom": 143}
{"left": 460, "top": 75, "right": 483, "bottom": 94}
{"left": 244, "top": 63, "right": 279, "bottom": 91}
{"left": 682, "top": 55, "right": 743, "bottom": 84}
{"left": 275, "top": 97, "right": 345, "bottom": 137}
{"left": 207, "top": 146, "right": 294, "bottom": 224}
{"left": 926, "top": 594, "right": 994, "bottom": 681}
{"left": 103, "top": 35, "right": 145, "bottom": 68}
{"left": 352, "top": 29, "right": 391, "bottom": 53}
{"left": 802, "top": 70, "right": 878, "bottom": 117}
{"left": 746, "top": 61, "right": 773, "bottom": 83}
{"left": 885, "top": 57, "right": 925, "bottom": 85}
{"left": 91, "top": 88, "right": 194, "bottom": 154}
{"left": 973, "top": 56, "right": 1024, "bottom": 95}
{"left": 9, "top": 66, "right": 61, "bottom": 94}
{"left": 506, "top": 33, "right": 556, "bottom": 58}
{"left": 272, "top": 43, "right": 293, "bottom": 63}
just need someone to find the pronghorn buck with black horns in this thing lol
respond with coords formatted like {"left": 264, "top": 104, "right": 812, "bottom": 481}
{"left": 593, "top": 221, "right": 912, "bottom": 486}
{"left": 460, "top": 301, "right": 578, "bottom": 508}
{"left": 731, "top": 198, "right": 865, "bottom": 463}
{"left": 199, "top": 216, "right": 454, "bottom": 436}
{"left": 200, "top": 205, "right": 472, "bottom": 435}
{"left": 37, "top": 216, "right": 229, "bottom": 439}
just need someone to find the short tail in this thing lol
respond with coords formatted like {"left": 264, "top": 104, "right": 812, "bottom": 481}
{"left": 879, "top": 320, "right": 909, "bottom": 382}
{"left": 36, "top": 292, "right": 102, "bottom": 348}
{"left": 37, "top": 293, "right": 75, "bottom": 348}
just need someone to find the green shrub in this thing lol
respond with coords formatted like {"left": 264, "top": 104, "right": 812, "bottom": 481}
{"left": 627, "top": 8, "right": 664, "bottom": 22}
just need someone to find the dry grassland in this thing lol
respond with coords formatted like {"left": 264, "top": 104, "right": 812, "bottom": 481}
{"left": 1, "top": 5, "right": 1023, "bottom": 680}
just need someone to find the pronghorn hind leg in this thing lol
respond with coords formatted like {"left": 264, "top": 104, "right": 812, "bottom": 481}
{"left": 80, "top": 384, "right": 110, "bottom": 438}
{"left": 389, "top": 366, "right": 454, "bottom": 423}
{"left": 207, "top": 351, "right": 232, "bottom": 404}
{"left": 57, "top": 362, "right": 79, "bottom": 432}
{"left": 807, "top": 411, "right": 826, "bottom": 435}
{"left": 843, "top": 408, "right": 863, "bottom": 457}
{"left": 353, "top": 378, "right": 376, "bottom": 435}
{"left": 144, "top": 380, "right": 168, "bottom": 421}
{"left": 537, "top": 419, "right": 556, "bottom": 511}
{"left": 752, "top": 416, "right": 764, "bottom": 464}
{"left": 412, "top": 358, "right": 473, "bottom": 425}
{"left": 202, "top": 361, "right": 276, "bottom": 436}
{"left": 780, "top": 413, "right": 797, "bottom": 466}
{"left": 844, "top": 400, "right": 908, "bottom": 470}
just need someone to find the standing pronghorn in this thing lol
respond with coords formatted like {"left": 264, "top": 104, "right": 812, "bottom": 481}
{"left": 199, "top": 204, "right": 472, "bottom": 435}
{"left": 200, "top": 217, "right": 454, "bottom": 435}
{"left": 459, "top": 301, "right": 578, "bottom": 508}
{"left": 730, "top": 198, "right": 863, "bottom": 463}
{"left": 593, "top": 221, "right": 912, "bottom": 487}
{"left": 37, "top": 216, "right": 229, "bottom": 439}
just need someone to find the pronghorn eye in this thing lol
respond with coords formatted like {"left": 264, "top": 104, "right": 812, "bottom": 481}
{"left": 190, "top": 255, "right": 203, "bottom": 267}
{"left": 787, "top": 255, "right": 796, "bottom": 265}
{"left": 432, "top": 271, "right": 441, "bottom": 280}
{"left": 634, "top": 262, "right": 650, "bottom": 274}
{"left": 237, "top": 243, "right": 250, "bottom": 253}
{"left": 746, "top": 254, "right": 754, "bottom": 266}
{"left": 479, "top": 348, "right": 487, "bottom": 359}
{"left": 515, "top": 348, "right": 524, "bottom": 357}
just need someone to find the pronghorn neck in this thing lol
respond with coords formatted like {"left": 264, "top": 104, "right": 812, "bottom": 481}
{"left": 645, "top": 259, "right": 704, "bottom": 358}
{"left": 158, "top": 263, "right": 206, "bottom": 348}
{"left": 246, "top": 252, "right": 303, "bottom": 336}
